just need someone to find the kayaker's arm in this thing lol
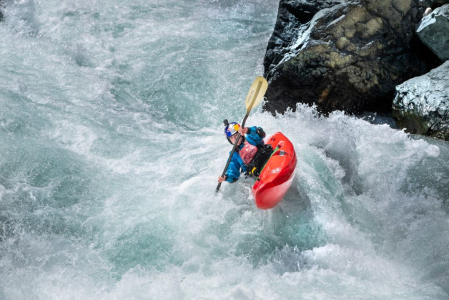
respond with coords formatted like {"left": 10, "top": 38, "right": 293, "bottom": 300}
{"left": 224, "top": 152, "right": 242, "bottom": 182}
{"left": 243, "top": 126, "right": 265, "bottom": 146}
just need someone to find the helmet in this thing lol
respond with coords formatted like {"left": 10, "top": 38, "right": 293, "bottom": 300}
{"left": 224, "top": 122, "right": 240, "bottom": 138}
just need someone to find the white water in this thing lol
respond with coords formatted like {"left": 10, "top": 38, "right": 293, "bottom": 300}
{"left": 1, "top": 0, "right": 448, "bottom": 299}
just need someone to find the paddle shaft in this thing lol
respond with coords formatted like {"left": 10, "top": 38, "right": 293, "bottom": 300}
{"left": 215, "top": 114, "right": 249, "bottom": 192}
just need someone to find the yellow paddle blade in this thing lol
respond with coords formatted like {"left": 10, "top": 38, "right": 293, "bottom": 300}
{"left": 245, "top": 76, "right": 268, "bottom": 114}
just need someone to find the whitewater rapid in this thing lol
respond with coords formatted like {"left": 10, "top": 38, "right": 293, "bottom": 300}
{"left": 1, "top": 0, "right": 448, "bottom": 299}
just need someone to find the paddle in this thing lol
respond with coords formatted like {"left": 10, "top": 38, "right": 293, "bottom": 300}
{"left": 216, "top": 76, "right": 268, "bottom": 193}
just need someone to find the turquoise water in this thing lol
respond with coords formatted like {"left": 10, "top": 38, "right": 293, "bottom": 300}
{"left": 1, "top": 0, "right": 449, "bottom": 299}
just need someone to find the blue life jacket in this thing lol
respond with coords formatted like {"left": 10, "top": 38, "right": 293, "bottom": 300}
{"left": 225, "top": 126, "right": 265, "bottom": 183}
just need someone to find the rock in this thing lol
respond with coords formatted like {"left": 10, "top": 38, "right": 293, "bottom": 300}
{"left": 423, "top": 7, "right": 433, "bottom": 17}
{"left": 264, "top": 0, "right": 350, "bottom": 73}
{"left": 431, "top": 0, "right": 449, "bottom": 4}
{"left": 263, "top": 0, "right": 442, "bottom": 115}
{"left": 392, "top": 61, "right": 449, "bottom": 140}
{"left": 416, "top": 1, "right": 449, "bottom": 11}
{"left": 417, "top": 4, "right": 449, "bottom": 61}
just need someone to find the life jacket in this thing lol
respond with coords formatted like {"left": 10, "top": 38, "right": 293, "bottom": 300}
{"left": 239, "top": 140, "right": 258, "bottom": 165}
{"left": 238, "top": 141, "right": 274, "bottom": 177}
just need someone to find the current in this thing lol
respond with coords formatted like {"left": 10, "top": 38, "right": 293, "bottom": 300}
{"left": 1, "top": 0, "right": 449, "bottom": 299}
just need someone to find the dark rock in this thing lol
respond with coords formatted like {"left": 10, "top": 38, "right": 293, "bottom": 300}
{"left": 264, "top": 0, "right": 353, "bottom": 84}
{"left": 431, "top": 0, "right": 449, "bottom": 5}
{"left": 263, "top": 0, "right": 443, "bottom": 115}
{"left": 393, "top": 61, "right": 449, "bottom": 140}
{"left": 416, "top": 4, "right": 449, "bottom": 61}
{"left": 418, "top": 0, "right": 449, "bottom": 7}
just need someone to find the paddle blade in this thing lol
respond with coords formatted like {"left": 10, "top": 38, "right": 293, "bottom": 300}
{"left": 245, "top": 76, "right": 268, "bottom": 114}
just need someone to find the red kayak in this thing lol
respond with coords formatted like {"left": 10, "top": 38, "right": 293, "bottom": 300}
{"left": 252, "top": 132, "right": 297, "bottom": 209}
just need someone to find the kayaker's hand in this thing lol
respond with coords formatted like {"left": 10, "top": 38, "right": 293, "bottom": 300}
{"left": 218, "top": 175, "right": 227, "bottom": 183}
{"left": 238, "top": 127, "right": 248, "bottom": 135}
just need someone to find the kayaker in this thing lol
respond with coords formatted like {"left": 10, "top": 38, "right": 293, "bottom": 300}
{"left": 218, "top": 120, "right": 266, "bottom": 183}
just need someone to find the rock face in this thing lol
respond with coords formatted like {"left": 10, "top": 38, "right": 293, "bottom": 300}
{"left": 393, "top": 61, "right": 449, "bottom": 140}
{"left": 417, "top": 4, "right": 449, "bottom": 61}
{"left": 430, "top": 0, "right": 449, "bottom": 4}
{"left": 263, "top": 0, "right": 442, "bottom": 115}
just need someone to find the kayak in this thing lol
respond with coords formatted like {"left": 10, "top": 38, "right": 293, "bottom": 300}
{"left": 252, "top": 132, "right": 297, "bottom": 209}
